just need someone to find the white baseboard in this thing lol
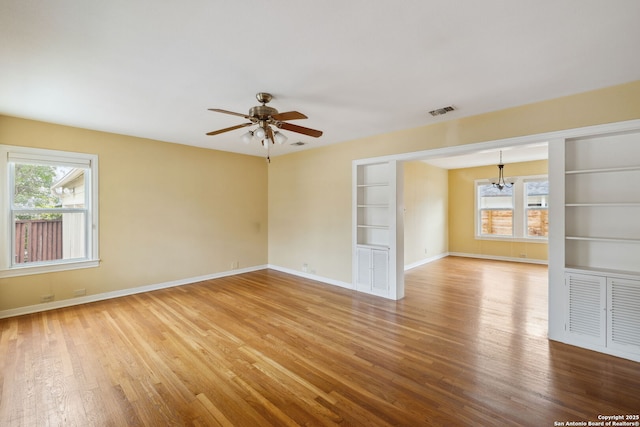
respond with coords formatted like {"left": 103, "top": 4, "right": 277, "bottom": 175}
{"left": 267, "top": 264, "right": 354, "bottom": 290}
{"left": 404, "top": 253, "right": 449, "bottom": 271}
{"left": 0, "top": 264, "right": 268, "bottom": 319}
{"left": 448, "top": 252, "right": 548, "bottom": 265}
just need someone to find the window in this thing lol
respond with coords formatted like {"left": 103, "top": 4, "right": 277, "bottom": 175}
{"left": 477, "top": 184, "right": 514, "bottom": 236}
{"left": 0, "top": 145, "right": 99, "bottom": 277}
{"left": 524, "top": 179, "right": 549, "bottom": 238}
{"left": 475, "top": 175, "right": 548, "bottom": 241}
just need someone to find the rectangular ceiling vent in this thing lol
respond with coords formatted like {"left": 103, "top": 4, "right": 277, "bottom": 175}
{"left": 429, "top": 105, "right": 455, "bottom": 116}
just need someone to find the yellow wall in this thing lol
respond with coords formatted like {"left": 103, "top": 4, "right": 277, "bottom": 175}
{"left": 2, "top": 81, "right": 640, "bottom": 311}
{"left": 404, "top": 161, "right": 448, "bottom": 266}
{"left": 268, "top": 81, "right": 640, "bottom": 283}
{"left": 0, "top": 116, "right": 268, "bottom": 311}
{"left": 448, "top": 160, "right": 548, "bottom": 261}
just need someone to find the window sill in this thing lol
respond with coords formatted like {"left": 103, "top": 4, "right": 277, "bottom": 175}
{"left": 0, "top": 259, "right": 100, "bottom": 278}
{"left": 475, "top": 236, "right": 548, "bottom": 244}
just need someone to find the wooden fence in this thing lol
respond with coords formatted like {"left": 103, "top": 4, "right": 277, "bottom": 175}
{"left": 481, "top": 210, "right": 549, "bottom": 237}
{"left": 15, "top": 219, "right": 63, "bottom": 263}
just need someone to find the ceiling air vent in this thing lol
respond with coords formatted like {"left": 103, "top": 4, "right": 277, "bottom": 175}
{"left": 429, "top": 106, "right": 455, "bottom": 116}
{"left": 290, "top": 141, "right": 306, "bottom": 146}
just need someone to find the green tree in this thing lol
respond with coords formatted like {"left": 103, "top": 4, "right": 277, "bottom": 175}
{"left": 14, "top": 164, "right": 61, "bottom": 219}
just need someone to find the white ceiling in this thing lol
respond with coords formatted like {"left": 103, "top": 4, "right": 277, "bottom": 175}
{"left": 1, "top": 1, "right": 639, "bottom": 161}
{"left": 422, "top": 142, "right": 549, "bottom": 170}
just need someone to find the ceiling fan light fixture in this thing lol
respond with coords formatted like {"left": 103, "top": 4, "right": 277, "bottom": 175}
{"left": 254, "top": 126, "right": 266, "bottom": 140}
{"left": 274, "top": 131, "right": 287, "bottom": 145}
{"left": 241, "top": 130, "right": 254, "bottom": 144}
{"left": 207, "top": 93, "right": 324, "bottom": 162}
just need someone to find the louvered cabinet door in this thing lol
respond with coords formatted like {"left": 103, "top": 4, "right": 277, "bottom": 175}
{"left": 565, "top": 273, "right": 606, "bottom": 347}
{"left": 607, "top": 277, "right": 640, "bottom": 353}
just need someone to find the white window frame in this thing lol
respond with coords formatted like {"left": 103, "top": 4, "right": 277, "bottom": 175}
{"left": 475, "top": 174, "right": 548, "bottom": 242}
{"left": 0, "top": 145, "right": 99, "bottom": 278}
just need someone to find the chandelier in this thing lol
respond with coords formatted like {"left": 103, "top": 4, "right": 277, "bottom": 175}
{"left": 491, "top": 150, "right": 514, "bottom": 191}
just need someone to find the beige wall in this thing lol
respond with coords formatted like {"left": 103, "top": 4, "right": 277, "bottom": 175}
{"left": 268, "top": 81, "right": 640, "bottom": 284}
{"left": 448, "top": 160, "right": 548, "bottom": 261}
{"left": 0, "top": 116, "right": 268, "bottom": 311}
{"left": 2, "top": 81, "right": 640, "bottom": 311}
{"left": 404, "top": 161, "right": 448, "bottom": 266}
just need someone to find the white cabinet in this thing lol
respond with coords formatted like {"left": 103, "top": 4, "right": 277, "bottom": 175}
{"left": 356, "top": 246, "right": 389, "bottom": 295}
{"left": 565, "top": 273, "right": 606, "bottom": 347}
{"left": 352, "top": 160, "right": 404, "bottom": 300}
{"left": 607, "top": 277, "right": 640, "bottom": 354}
{"left": 565, "top": 272, "right": 640, "bottom": 358}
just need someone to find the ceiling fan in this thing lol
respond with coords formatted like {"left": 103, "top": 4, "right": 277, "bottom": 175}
{"left": 207, "top": 92, "right": 323, "bottom": 161}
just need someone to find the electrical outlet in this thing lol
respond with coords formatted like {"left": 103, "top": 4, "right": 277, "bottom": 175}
{"left": 40, "top": 294, "right": 54, "bottom": 303}
{"left": 302, "top": 263, "right": 308, "bottom": 273}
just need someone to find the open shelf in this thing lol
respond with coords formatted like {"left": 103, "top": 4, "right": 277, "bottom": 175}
{"left": 566, "top": 236, "right": 640, "bottom": 244}
{"left": 565, "top": 165, "right": 640, "bottom": 175}
{"left": 565, "top": 203, "right": 640, "bottom": 207}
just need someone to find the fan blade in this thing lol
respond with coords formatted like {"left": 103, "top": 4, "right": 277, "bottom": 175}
{"left": 208, "top": 108, "right": 252, "bottom": 120}
{"left": 271, "top": 111, "right": 307, "bottom": 121}
{"left": 206, "top": 122, "right": 252, "bottom": 136}
{"left": 277, "top": 122, "right": 323, "bottom": 138}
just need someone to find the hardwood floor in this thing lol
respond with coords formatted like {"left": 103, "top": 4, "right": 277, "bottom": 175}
{"left": 1, "top": 257, "right": 638, "bottom": 426}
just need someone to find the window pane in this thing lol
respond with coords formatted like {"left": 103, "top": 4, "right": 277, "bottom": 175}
{"left": 480, "top": 210, "right": 513, "bottom": 236}
{"left": 13, "top": 164, "right": 63, "bottom": 209}
{"left": 14, "top": 164, "right": 85, "bottom": 209}
{"left": 527, "top": 209, "right": 549, "bottom": 237}
{"left": 14, "top": 212, "right": 86, "bottom": 264}
{"left": 478, "top": 184, "right": 513, "bottom": 209}
{"left": 525, "top": 180, "right": 549, "bottom": 237}
{"left": 12, "top": 163, "right": 88, "bottom": 265}
{"left": 525, "top": 180, "right": 549, "bottom": 207}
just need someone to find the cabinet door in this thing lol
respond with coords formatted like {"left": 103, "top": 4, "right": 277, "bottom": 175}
{"left": 607, "top": 277, "right": 640, "bottom": 354}
{"left": 356, "top": 247, "right": 372, "bottom": 291}
{"left": 371, "top": 249, "right": 389, "bottom": 293}
{"left": 565, "top": 273, "right": 606, "bottom": 347}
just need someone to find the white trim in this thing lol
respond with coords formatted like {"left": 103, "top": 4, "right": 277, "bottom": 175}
{"left": 267, "top": 264, "right": 354, "bottom": 290}
{"left": 0, "top": 259, "right": 100, "bottom": 279}
{"left": 0, "top": 144, "right": 99, "bottom": 275}
{"left": 0, "top": 265, "right": 267, "bottom": 319}
{"left": 448, "top": 252, "right": 548, "bottom": 265}
{"left": 355, "top": 119, "right": 640, "bottom": 165}
{"left": 404, "top": 252, "right": 449, "bottom": 271}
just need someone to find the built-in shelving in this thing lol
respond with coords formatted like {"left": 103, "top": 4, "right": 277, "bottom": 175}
{"left": 356, "top": 163, "right": 391, "bottom": 248}
{"left": 563, "top": 131, "right": 640, "bottom": 276}
{"left": 353, "top": 160, "right": 404, "bottom": 300}
{"left": 552, "top": 125, "right": 640, "bottom": 362}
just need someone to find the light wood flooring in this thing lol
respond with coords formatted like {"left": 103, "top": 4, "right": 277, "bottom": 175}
{"left": 1, "top": 257, "right": 639, "bottom": 426}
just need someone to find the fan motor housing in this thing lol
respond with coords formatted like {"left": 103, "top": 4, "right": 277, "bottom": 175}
{"left": 249, "top": 105, "right": 278, "bottom": 119}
